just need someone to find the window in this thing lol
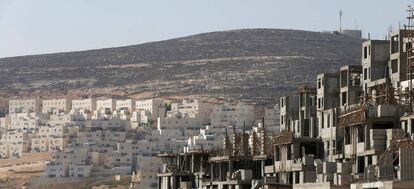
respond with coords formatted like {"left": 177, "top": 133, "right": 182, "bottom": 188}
{"left": 368, "top": 67, "right": 371, "bottom": 79}
{"left": 363, "top": 68, "right": 367, "bottom": 80}
{"left": 391, "top": 35, "right": 399, "bottom": 54}
{"left": 304, "top": 119, "right": 310, "bottom": 137}
{"left": 326, "top": 114, "right": 330, "bottom": 128}
{"left": 406, "top": 42, "right": 412, "bottom": 52}
{"left": 318, "top": 78, "right": 322, "bottom": 89}
{"left": 340, "top": 70, "right": 348, "bottom": 87}
{"left": 326, "top": 141, "right": 330, "bottom": 156}
{"left": 287, "top": 144, "right": 292, "bottom": 160}
{"left": 358, "top": 126, "right": 365, "bottom": 143}
{"left": 320, "top": 116, "right": 324, "bottom": 129}
{"left": 363, "top": 46, "right": 368, "bottom": 59}
{"left": 345, "top": 127, "right": 351, "bottom": 144}
{"left": 341, "top": 92, "right": 347, "bottom": 106}
{"left": 368, "top": 156, "right": 372, "bottom": 165}
{"left": 391, "top": 59, "right": 398, "bottom": 74}
{"left": 318, "top": 98, "right": 321, "bottom": 109}
{"left": 321, "top": 97, "right": 324, "bottom": 107}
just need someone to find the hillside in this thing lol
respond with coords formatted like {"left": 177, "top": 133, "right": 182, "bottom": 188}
{"left": 0, "top": 29, "right": 362, "bottom": 102}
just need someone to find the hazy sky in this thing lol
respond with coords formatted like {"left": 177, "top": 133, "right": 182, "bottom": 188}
{"left": 0, "top": 0, "right": 410, "bottom": 58}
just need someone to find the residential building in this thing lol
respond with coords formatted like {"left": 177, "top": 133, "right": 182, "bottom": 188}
{"left": 9, "top": 98, "right": 42, "bottom": 114}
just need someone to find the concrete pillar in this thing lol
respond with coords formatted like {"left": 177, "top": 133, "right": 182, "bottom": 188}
{"left": 167, "top": 176, "right": 171, "bottom": 189}
{"left": 219, "top": 162, "right": 222, "bottom": 181}
{"left": 293, "top": 171, "right": 297, "bottom": 184}
{"left": 171, "top": 176, "right": 175, "bottom": 189}
{"left": 261, "top": 160, "right": 265, "bottom": 178}
{"left": 293, "top": 143, "right": 300, "bottom": 159}
{"left": 228, "top": 161, "right": 233, "bottom": 179}
{"left": 210, "top": 162, "right": 214, "bottom": 183}
{"left": 191, "top": 154, "right": 194, "bottom": 172}
{"left": 158, "top": 176, "right": 162, "bottom": 189}
{"left": 365, "top": 123, "right": 371, "bottom": 150}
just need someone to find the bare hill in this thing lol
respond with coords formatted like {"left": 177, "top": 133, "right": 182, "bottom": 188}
{"left": 0, "top": 29, "right": 362, "bottom": 102}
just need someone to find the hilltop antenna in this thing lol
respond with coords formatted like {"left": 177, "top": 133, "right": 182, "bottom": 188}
{"left": 406, "top": 5, "right": 414, "bottom": 30}
{"left": 339, "top": 10, "right": 343, "bottom": 33}
{"left": 406, "top": 4, "right": 414, "bottom": 111}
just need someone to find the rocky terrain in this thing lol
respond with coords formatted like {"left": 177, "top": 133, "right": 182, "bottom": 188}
{"left": 0, "top": 29, "right": 362, "bottom": 102}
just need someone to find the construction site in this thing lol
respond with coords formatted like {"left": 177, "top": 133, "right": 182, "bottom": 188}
{"left": 156, "top": 7, "right": 414, "bottom": 189}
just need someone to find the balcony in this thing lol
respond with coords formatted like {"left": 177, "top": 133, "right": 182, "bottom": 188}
{"left": 291, "top": 162, "right": 303, "bottom": 171}
{"left": 357, "top": 142, "right": 365, "bottom": 154}
{"left": 264, "top": 165, "right": 274, "bottom": 174}
{"left": 274, "top": 161, "right": 282, "bottom": 172}
{"left": 285, "top": 160, "right": 293, "bottom": 172}
{"left": 344, "top": 144, "right": 353, "bottom": 157}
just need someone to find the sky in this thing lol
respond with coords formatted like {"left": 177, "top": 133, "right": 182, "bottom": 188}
{"left": 0, "top": 0, "right": 411, "bottom": 58}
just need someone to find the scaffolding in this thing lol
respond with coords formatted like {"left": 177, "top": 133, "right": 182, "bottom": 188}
{"left": 405, "top": 5, "right": 414, "bottom": 112}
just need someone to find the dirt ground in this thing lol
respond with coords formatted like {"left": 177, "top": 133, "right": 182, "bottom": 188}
{"left": 0, "top": 162, "right": 45, "bottom": 188}
{"left": 0, "top": 152, "right": 50, "bottom": 188}
{"left": 0, "top": 152, "right": 131, "bottom": 189}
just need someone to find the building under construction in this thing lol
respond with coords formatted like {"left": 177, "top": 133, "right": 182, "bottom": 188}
{"left": 157, "top": 7, "right": 414, "bottom": 189}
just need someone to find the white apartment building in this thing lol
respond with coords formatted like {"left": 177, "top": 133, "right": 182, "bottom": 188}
{"left": 69, "top": 108, "right": 92, "bottom": 120}
{"left": 211, "top": 101, "right": 255, "bottom": 127}
{"left": 77, "top": 130, "right": 126, "bottom": 144}
{"left": 0, "top": 130, "right": 28, "bottom": 143}
{"left": 157, "top": 99, "right": 213, "bottom": 130}
{"left": 155, "top": 127, "right": 185, "bottom": 139}
{"left": 112, "top": 109, "right": 131, "bottom": 121}
{"left": 69, "top": 164, "right": 92, "bottom": 177}
{"left": 48, "top": 113, "right": 84, "bottom": 126}
{"left": 0, "top": 130, "right": 30, "bottom": 158}
{"left": 42, "top": 98, "right": 72, "bottom": 114}
{"left": 0, "top": 142, "right": 28, "bottom": 158}
{"left": 0, "top": 117, "right": 9, "bottom": 130}
{"left": 46, "top": 148, "right": 93, "bottom": 178}
{"left": 46, "top": 127, "right": 162, "bottom": 178}
{"left": 136, "top": 99, "right": 165, "bottom": 121}
{"left": 132, "top": 156, "right": 163, "bottom": 189}
{"left": 9, "top": 98, "right": 42, "bottom": 114}
{"left": 264, "top": 104, "right": 280, "bottom": 133}
{"left": 108, "top": 141, "right": 157, "bottom": 173}
{"left": 8, "top": 112, "right": 48, "bottom": 131}
{"left": 170, "top": 99, "right": 211, "bottom": 124}
{"left": 30, "top": 125, "right": 68, "bottom": 152}
{"left": 85, "top": 118, "right": 130, "bottom": 129}
{"left": 116, "top": 99, "right": 136, "bottom": 111}
{"left": 31, "top": 136, "right": 49, "bottom": 152}
{"left": 96, "top": 98, "right": 117, "bottom": 112}
{"left": 71, "top": 98, "right": 97, "bottom": 112}
{"left": 145, "top": 129, "right": 188, "bottom": 153}
{"left": 48, "top": 136, "right": 68, "bottom": 151}
{"left": 92, "top": 109, "right": 114, "bottom": 120}
{"left": 130, "top": 110, "right": 153, "bottom": 128}
{"left": 158, "top": 113, "right": 204, "bottom": 130}
{"left": 38, "top": 125, "right": 65, "bottom": 137}
{"left": 187, "top": 125, "right": 225, "bottom": 151}
{"left": 45, "top": 161, "right": 67, "bottom": 178}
